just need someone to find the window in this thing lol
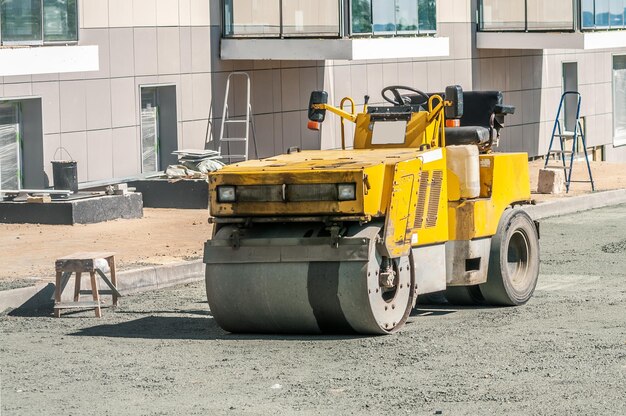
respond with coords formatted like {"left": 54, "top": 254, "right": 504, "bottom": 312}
{"left": 0, "top": 103, "right": 22, "bottom": 191}
{"left": 595, "top": 0, "right": 610, "bottom": 27}
{"left": 139, "top": 86, "right": 179, "bottom": 173}
{"left": 582, "top": 0, "right": 596, "bottom": 28}
{"left": 613, "top": 55, "right": 626, "bottom": 146}
{"left": 223, "top": 0, "right": 280, "bottom": 37}
{"left": 282, "top": 0, "right": 340, "bottom": 36}
{"left": 352, "top": 0, "right": 436, "bottom": 35}
{"left": 223, "top": 0, "right": 339, "bottom": 37}
{"left": 0, "top": 0, "right": 77, "bottom": 44}
{"left": 609, "top": 0, "right": 625, "bottom": 27}
{"left": 140, "top": 88, "right": 160, "bottom": 173}
{"left": 371, "top": 120, "right": 408, "bottom": 145}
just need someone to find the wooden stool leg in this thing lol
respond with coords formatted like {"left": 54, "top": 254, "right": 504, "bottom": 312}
{"left": 73, "top": 272, "right": 82, "bottom": 302}
{"left": 54, "top": 271, "right": 62, "bottom": 318}
{"left": 107, "top": 256, "right": 118, "bottom": 307}
{"left": 90, "top": 271, "right": 102, "bottom": 318}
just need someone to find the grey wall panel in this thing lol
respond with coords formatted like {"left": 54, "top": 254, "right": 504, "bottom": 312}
{"left": 87, "top": 129, "right": 114, "bottom": 181}
{"left": 85, "top": 79, "right": 112, "bottom": 130}
{"left": 110, "top": 77, "right": 137, "bottom": 129}
{"left": 32, "top": 81, "right": 61, "bottom": 135}
{"left": 191, "top": 26, "right": 212, "bottom": 73}
{"left": 81, "top": 28, "right": 111, "bottom": 80}
{"left": 60, "top": 131, "right": 88, "bottom": 181}
{"left": 110, "top": 28, "right": 136, "bottom": 78}
{"left": 134, "top": 28, "right": 158, "bottom": 76}
{"left": 42, "top": 133, "right": 60, "bottom": 185}
{"left": 59, "top": 80, "right": 87, "bottom": 133}
{"left": 21, "top": 98, "right": 45, "bottom": 189}
{"left": 112, "top": 126, "right": 140, "bottom": 177}
{"left": 157, "top": 27, "right": 182, "bottom": 75}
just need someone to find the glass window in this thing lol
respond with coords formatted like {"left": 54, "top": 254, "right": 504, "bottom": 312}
{"left": 140, "top": 88, "right": 160, "bottom": 173}
{"left": 526, "top": 0, "right": 574, "bottom": 30}
{"left": 418, "top": 0, "right": 436, "bottom": 32}
{"left": 372, "top": 0, "right": 396, "bottom": 34}
{"left": 223, "top": 0, "right": 280, "bottom": 37}
{"left": 613, "top": 55, "right": 626, "bottom": 145}
{"left": 0, "top": 103, "right": 22, "bottom": 191}
{"left": 581, "top": 0, "right": 596, "bottom": 28}
{"left": 282, "top": 0, "right": 340, "bottom": 36}
{"left": 609, "top": 0, "right": 625, "bottom": 27}
{"left": 396, "top": 0, "right": 418, "bottom": 33}
{"left": 0, "top": 0, "right": 78, "bottom": 43}
{"left": 43, "top": 0, "right": 77, "bottom": 42}
{"left": 480, "top": 0, "right": 526, "bottom": 31}
{"left": 595, "top": 0, "right": 610, "bottom": 26}
{"left": 1, "top": 0, "right": 42, "bottom": 43}
{"left": 351, "top": 0, "right": 372, "bottom": 33}
{"left": 371, "top": 120, "right": 407, "bottom": 145}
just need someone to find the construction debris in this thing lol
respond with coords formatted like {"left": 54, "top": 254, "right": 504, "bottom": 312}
{"left": 165, "top": 149, "right": 225, "bottom": 179}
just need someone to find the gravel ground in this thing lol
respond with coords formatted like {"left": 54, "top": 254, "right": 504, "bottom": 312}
{"left": 1, "top": 205, "right": 625, "bottom": 416}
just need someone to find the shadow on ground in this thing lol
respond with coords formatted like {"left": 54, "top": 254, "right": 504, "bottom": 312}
{"left": 69, "top": 316, "right": 367, "bottom": 341}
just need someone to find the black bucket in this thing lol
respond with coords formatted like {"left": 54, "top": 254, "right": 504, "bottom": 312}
{"left": 51, "top": 161, "right": 78, "bottom": 193}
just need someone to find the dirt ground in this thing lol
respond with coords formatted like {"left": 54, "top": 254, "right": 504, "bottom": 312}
{"left": 528, "top": 160, "right": 626, "bottom": 202}
{"left": 1, "top": 205, "right": 625, "bottom": 415}
{"left": 0, "top": 209, "right": 212, "bottom": 290}
{"left": 1, "top": 160, "right": 624, "bottom": 289}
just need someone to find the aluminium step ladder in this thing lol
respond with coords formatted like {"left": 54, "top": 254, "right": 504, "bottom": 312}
{"left": 218, "top": 72, "right": 258, "bottom": 163}
{"left": 544, "top": 91, "right": 595, "bottom": 193}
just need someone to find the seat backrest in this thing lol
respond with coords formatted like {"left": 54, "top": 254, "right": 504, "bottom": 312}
{"left": 459, "top": 91, "right": 503, "bottom": 128}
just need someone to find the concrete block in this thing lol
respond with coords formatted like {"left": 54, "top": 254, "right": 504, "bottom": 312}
{"left": 537, "top": 168, "right": 566, "bottom": 194}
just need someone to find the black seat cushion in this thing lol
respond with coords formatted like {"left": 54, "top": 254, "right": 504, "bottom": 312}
{"left": 445, "top": 126, "right": 490, "bottom": 146}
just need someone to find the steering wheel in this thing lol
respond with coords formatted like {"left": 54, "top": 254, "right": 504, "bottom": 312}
{"left": 381, "top": 85, "right": 430, "bottom": 106}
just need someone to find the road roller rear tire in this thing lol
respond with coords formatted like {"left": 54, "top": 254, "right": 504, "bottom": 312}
{"left": 444, "top": 285, "right": 485, "bottom": 306}
{"left": 204, "top": 223, "right": 415, "bottom": 335}
{"left": 480, "top": 208, "right": 539, "bottom": 306}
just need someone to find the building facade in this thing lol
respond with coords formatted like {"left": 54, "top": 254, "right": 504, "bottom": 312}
{"left": 0, "top": 0, "right": 625, "bottom": 191}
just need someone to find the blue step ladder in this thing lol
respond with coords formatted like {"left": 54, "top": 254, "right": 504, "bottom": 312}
{"left": 544, "top": 91, "right": 595, "bottom": 193}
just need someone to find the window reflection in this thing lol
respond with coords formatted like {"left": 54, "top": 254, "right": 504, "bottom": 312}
{"left": 352, "top": 0, "right": 437, "bottom": 35}
{"left": 372, "top": 0, "right": 396, "bottom": 34}
{"left": 595, "top": 0, "right": 610, "bottom": 27}
{"left": 1, "top": 0, "right": 43, "bottom": 42}
{"left": 582, "top": 0, "right": 596, "bottom": 28}
{"left": 609, "top": 0, "right": 625, "bottom": 27}
{"left": 282, "top": 0, "right": 340, "bottom": 36}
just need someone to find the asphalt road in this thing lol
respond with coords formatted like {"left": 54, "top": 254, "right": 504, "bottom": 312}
{"left": 1, "top": 205, "right": 625, "bottom": 415}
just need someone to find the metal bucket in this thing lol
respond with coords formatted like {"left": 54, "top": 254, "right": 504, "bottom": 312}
{"left": 51, "top": 160, "right": 78, "bottom": 193}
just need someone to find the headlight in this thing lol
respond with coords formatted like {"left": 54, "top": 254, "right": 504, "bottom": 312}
{"left": 217, "top": 185, "right": 236, "bottom": 202}
{"left": 337, "top": 183, "right": 356, "bottom": 201}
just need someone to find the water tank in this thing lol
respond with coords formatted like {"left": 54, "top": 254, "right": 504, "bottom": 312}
{"left": 446, "top": 145, "right": 480, "bottom": 199}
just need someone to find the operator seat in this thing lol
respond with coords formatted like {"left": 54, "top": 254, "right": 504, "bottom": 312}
{"left": 409, "top": 90, "right": 515, "bottom": 147}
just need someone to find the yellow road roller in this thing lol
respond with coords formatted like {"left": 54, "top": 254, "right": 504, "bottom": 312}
{"left": 203, "top": 85, "right": 539, "bottom": 335}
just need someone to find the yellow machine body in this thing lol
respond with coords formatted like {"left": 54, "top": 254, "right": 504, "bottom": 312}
{"left": 204, "top": 89, "right": 536, "bottom": 335}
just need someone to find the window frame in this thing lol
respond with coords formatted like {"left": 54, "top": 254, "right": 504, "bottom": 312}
{"left": 0, "top": 0, "right": 79, "bottom": 46}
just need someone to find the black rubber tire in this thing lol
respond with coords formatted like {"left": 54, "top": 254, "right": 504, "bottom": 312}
{"left": 444, "top": 285, "right": 485, "bottom": 306}
{"left": 480, "top": 208, "right": 540, "bottom": 306}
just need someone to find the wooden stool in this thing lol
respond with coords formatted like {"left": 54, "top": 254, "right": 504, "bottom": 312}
{"left": 54, "top": 252, "right": 121, "bottom": 318}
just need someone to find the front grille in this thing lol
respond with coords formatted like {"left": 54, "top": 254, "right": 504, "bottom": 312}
{"left": 285, "top": 184, "right": 338, "bottom": 202}
{"left": 236, "top": 185, "right": 283, "bottom": 202}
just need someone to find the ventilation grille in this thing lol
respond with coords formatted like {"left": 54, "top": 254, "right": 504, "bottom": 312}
{"left": 413, "top": 171, "right": 430, "bottom": 229}
{"left": 426, "top": 170, "right": 443, "bottom": 228}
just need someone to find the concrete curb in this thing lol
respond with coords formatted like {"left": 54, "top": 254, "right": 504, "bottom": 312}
{"left": 0, "top": 260, "right": 204, "bottom": 313}
{"left": 523, "top": 189, "right": 626, "bottom": 220}
{"left": 2, "top": 188, "right": 625, "bottom": 313}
